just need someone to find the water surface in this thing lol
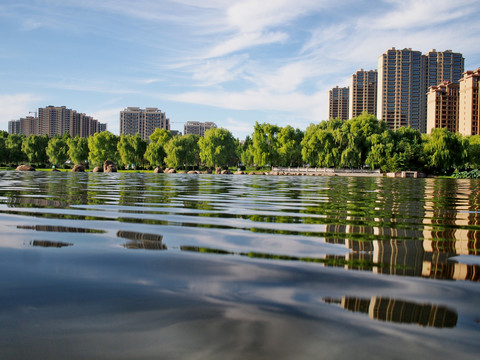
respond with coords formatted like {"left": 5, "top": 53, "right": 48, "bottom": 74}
{"left": 0, "top": 171, "right": 479, "bottom": 359}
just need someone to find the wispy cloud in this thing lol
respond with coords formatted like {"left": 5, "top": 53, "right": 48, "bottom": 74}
{"left": 0, "top": 93, "right": 42, "bottom": 128}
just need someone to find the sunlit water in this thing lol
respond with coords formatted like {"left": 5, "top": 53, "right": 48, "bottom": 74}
{"left": 0, "top": 171, "right": 479, "bottom": 359}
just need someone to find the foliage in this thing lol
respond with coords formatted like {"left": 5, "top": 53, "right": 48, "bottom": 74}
{"left": 67, "top": 136, "right": 89, "bottom": 165}
{"left": 423, "top": 128, "right": 468, "bottom": 174}
{"left": 277, "top": 126, "right": 303, "bottom": 167}
{"left": 238, "top": 135, "right": 254, "bottom": 167}
{"left": 145, "top": 129, "right": 172, "bottom": 167}
{"left": 5, "top": 134, "right": 26, "bottom": 164}
{"left": 22, "top": 135, "right": 49, "bottom": 165}
{"left": 118, "top": 134, "right": 147, "bottom": 169}
{"left": 88, "top": 131, "right": 119, "bottom": 167}
{"left": 198, "top": 128, "right": 237, "bottom": 168}
{"left": 46, "top": 136, "right": 69, "bottom": 167}
{"left": 164, "top": 134, "right": 200, "bottom": 168}
{"left": 466, "top": 135, "right": 480, "bottom": 169}
{"left": 252, "top": 122, "right": 280, "bottom": 167}
{"left": 452, "top": 169, "right": 480, "bottom": 179}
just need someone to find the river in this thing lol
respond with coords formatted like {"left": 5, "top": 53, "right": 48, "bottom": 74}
{"left": 0, "top": 171, "right": 479, "bottom": 359}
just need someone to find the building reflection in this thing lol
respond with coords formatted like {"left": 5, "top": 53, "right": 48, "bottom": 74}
{"left": 29, "top": 240, "right": 73, "bottom": 248}
{"left": 323, "top": 178, "right": 480, "bottom": 282}
{"left": 323, "top": 296, "right": 457, "bottom": 328}
{"left": 117, "top": 231, "right": 166, "bottom": 250}
{"left": 18, "top": 225, "right": 104, "bottom": 233}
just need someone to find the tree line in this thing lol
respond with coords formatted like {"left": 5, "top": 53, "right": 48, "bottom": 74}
{"left": 2, "top": 112, "right": 480, "bottom": 174}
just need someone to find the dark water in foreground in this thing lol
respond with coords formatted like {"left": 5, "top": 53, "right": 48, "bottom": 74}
{"left": 0, "top": 171, "right": 479, "bottom": 359}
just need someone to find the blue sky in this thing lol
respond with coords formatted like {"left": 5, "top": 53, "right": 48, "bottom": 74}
{"left": 1, "top": 0, "right": 479, "bottom": 139}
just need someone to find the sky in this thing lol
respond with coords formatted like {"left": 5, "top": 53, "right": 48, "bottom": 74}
{"left": 1, "top": 0, "right": 479, "bottom": 140}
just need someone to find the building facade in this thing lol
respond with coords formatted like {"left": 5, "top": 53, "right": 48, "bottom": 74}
{"left": 328, "top": 86, "right": 349, "bottom": 120}
{"left": 425, "top": 49, "right": 464, "bottom": 89}
{"left": 120, "top": 107, "right": 170, "bottom": 140}
{"left": 8, "top": 106, "right": 106, "bottom": 137}
{"left": 377, "top": 48, "right": 464, "bottom": 133}
{"left": 349, "top": 69, "right": 377, "bottom": 119}
{"left": 426, "top": 82, "right": 459, "bottom": 133}
{"left": 458, "top": 68, "right": 480, "bottom": 136}
{"left": 183, "top": 121, "right": 217, "bottom": 137}
{"left": 377, "top": 48, "right": 425, "bottom": 131}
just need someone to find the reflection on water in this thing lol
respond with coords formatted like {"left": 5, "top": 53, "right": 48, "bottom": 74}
{"left": 18, "top": 225, "right": 105, "bottom": 233}
{"left": 29, "top": 240, "right": 73, "bottom": 248}
{"left": 0, "top": 172, "right": 479, "bottom": 359}
{"left": 323, "top": 297, "right": 458, "bottom": 328}
{"left": 117, "top": 230, "right": 166, "bottom": 250}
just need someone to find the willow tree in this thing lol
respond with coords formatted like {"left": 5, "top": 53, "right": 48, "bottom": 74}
{"left": 46, "top": 136, "right": 69, "bottom": 167}
{"left": 164, "top": 134, "right": 200, "bottom": 169}
{"left": 88, "top": 131, "right": 119, "bottom": 167}
{"left": 198, "top": 128, "right": 237, "bottom": 168}
{"left": 68, "top": 136, "right": 89, "bottom": 166}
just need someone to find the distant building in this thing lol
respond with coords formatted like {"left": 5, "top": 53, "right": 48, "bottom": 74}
{"left": 377, "top": 48, "right": 464, "bottom": 133}
{"left": 425, "top": 49, "right": 464, "bottom": 89}
{"left": 349, "top": 69, "right": 377, "bottom": 119}
{"left": 8, "top": 106, "right": 106, "bottom": 137}
{"left": 458, "top": 68, "right": 480, "bottom": 136}
{"left": 377, "top": 48, "right": 425, "bottom": 131}
{"left": 120, "top": 107, "right": 170, "bottom": 140}
{"left": 427, "top": 82, "right": 459, "bottom": 133}
{"left": 328, "top": 86, "right": 349, "bottom": 120}
{"left": 8, "top": 116, "right": 38, "bottom": 136}
{"left": 183, "top": 121, "right": 217, "bottom": 137}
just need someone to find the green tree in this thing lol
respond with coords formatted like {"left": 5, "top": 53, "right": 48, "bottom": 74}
{"left": 5, "top": 134, "right": 26, "bottom": 164}
{"left": 0, "top": 137, "right": 8, "bottom": 164}
{"left": 164, "top": 134, "right": 200, "bottom": 169}
{"left": 145, "top": 129, "right": 172, "bottom": 167}
{"left": 198, "top": 128, "right": 237, "bottom": 168}
{"left": 22, "top": 135, "right": 49, "bottom": 165}
{"left": 118, "top": 134, "right": 147, "bottom": 169}
{"left": 67, "top": 136, "right": 89, "bottom": 165}
{"left": 467, "top": 135, "right": 480, "bottom": 169}
{"left": 239, "top": 135, "right": 254, "bottom": 167}
{"left": 301, "top": 120, "right": 343, "bottom": 168}
{"left": 340, "top": 112, "right": 386, "bottom": 168}
{"left": 423, "top": 128, "right": 467, "bottom": 174}
{"left": 46, "top": 136, "right": 69, "bottom": 167}
{"left": 277, "top": 126, "right": 304, "bottom": 167}
{"left": 88, "top": 131, "right": 119, "bottom": 167}
{"left": 252, "top": 122, "right": 280, "bottom": 167}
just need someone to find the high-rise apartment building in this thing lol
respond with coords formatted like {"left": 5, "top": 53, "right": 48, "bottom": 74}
{"left": 425, "top": 50, "right": 464, "bottom": 88}
{"left": 458, "top": 68, "right": 480, "bottom": 136}
{"left": 8, "top": 116, "right": 38, "bottom": 136}
{"left": 349, "top": 69, "right": 377, "bottom": 119}
{"left": 184, "top": 121, "right": 217, "bottom": 137}
{"left": 120, "top": 107, "right": 170, "bottom": 140}
{"left": 328, "top": 86, "right": 349, "bottom": 120}
{"left": 377, "top": 48, "right": 425, "bottom": 131}
{"left": 377, "top": 48, "right": 464, "bottom": 133}
{"left": 426, "top": 81, "right": 459, "bottom": 133}
{"left": 8, "top": 106, "right": 106, "bottom": 137}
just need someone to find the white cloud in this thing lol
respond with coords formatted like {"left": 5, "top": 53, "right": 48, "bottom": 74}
{"left": 90, "top": 107, "right": 123, "bottom": 135}
{"left": 0, "top": 94, "right": 42, "bottom": 131}
{"left": 370, "top": 0, "right": 476, "bottom": 30}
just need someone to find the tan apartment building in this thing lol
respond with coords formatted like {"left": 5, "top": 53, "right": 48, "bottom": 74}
{"left": 349, "top": 69, "right": 377, "bottom": 119}
{"left": 377, "top": 48, "right": 464, "bottom": 133}
{"left": 328, "top": 86, "right": 349, "bottom": 120}
{"left": 8, "top": 116, "right": 38, "bottom": 136}
{"left": 458, "top": 68, "right": 480, "bottom": 136}
{"left": 120, "top": 107, "right": 170, "bottom": 140}
{"left": 9, "top": 106, "right": 106, "bottom": 137}
{"left": 426, "top": 81, "right": 459, "bottom": 133}
{"left": 377, "top": 48, "right": 425, "bottom": 131}
{"left": 183, "top": 121, "right": 217, "bottom": 137}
